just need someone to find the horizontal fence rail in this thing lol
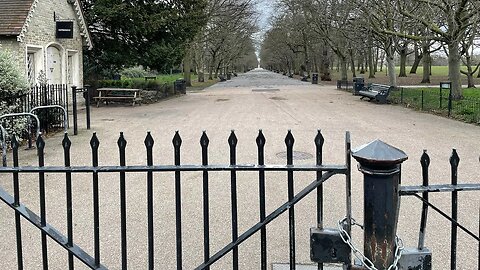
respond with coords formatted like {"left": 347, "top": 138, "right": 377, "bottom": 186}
{"left": 400, "top": 150, "right": 480, "bottom": 270}
{"left": 1, "top": 130, "right": 478, "bottom": 269}
{"left": 0, "top": 130, "right": 351, "bottom": 270}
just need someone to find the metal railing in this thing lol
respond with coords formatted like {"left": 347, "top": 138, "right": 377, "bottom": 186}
{"left": 0, "top": 130, "right": 351, "bottom": 270}
{"left": 30, "top": 105, "right": 68, "bottom": 132}
{"left": 0, "top": 130, "right": 478, "bottom": 270}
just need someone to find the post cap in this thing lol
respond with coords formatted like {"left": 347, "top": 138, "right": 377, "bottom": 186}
{"left": 352, "top": 140, "right": 408, "bottom": 167}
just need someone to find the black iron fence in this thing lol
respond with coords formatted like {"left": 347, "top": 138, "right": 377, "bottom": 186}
{"left": 389, "top": 88, "right": 480, "bottom": 124}
{"left": 0, "top": 130, "right": 478, "bottom": 270}
{"left": 2, "top": 85, "right": 69, "bottom": 133}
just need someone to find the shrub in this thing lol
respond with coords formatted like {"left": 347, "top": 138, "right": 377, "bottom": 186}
{"left": 120, "top": 66, "right": 156, "bottom": 78}
{"left": 0, "top": 50, "right": 30, "bottom": 138}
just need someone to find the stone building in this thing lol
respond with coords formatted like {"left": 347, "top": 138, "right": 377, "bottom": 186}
{"left": 0, "top": 0, "right": 92, "bottom": 87}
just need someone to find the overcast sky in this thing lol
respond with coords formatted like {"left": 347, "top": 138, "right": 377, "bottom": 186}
{"left": 254, "top": 0, "right": 276, "bottom": 57}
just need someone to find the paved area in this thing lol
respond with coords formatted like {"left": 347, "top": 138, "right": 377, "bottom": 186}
{"left": 0, "top": 69, "right": 479, "bottom": 269}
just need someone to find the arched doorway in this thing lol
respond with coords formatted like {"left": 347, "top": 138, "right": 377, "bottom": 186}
{"left": 47, "top": 45, "right": 63, "bottom": 84}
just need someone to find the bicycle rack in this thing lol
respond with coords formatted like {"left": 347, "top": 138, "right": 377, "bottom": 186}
{"left": 30, "top": 105, "right": 69, "bottom": 132}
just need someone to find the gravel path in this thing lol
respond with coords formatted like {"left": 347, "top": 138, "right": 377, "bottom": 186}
{"left": 0, "top": 69, "right": 478, "bottom": 269}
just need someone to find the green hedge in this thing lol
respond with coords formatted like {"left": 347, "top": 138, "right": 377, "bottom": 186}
{"left": 98, "top": 79, "right": 173, "bottom": 91}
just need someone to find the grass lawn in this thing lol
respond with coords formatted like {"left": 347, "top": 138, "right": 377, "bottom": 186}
{"left": 389, "top": 87, "right": 480, "bottom": 124}
{"left": 326, "top": 66, "right": 480, "bottom": 86}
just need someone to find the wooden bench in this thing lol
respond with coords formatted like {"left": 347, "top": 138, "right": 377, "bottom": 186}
{"left": 358, "top": 84, "right": 393, "bottom": 104}
{"left": 94, "top": 88, "right": 142, "bottom": 107}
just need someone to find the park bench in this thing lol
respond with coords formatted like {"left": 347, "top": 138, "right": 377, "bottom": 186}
{"left": 358, "top": 83, "right": 393, "bottom": 104}
{"left": 94, "top": 88, "right": 142, "bottom": 107}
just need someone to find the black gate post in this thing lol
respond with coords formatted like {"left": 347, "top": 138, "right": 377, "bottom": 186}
{"left": 84, "top": 85, "right": 91, "bottom": 130}
{"left": 72, "top": 86, "right": 78, "bottom": 135}
{"left": 352, "top": 140, "right": 408, "bottom": 269}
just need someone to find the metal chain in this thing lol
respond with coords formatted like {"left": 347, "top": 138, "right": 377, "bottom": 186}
{"left": 337, "top": 218, "right": 404, "bottom": 270}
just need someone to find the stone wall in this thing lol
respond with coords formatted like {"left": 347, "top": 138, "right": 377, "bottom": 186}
{"left": 0, "top": 0, "right": 87, "bottom": 87}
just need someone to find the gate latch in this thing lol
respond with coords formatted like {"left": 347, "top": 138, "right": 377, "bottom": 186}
{"left": 310, "top": 227, "right": 351, "bottom": 264}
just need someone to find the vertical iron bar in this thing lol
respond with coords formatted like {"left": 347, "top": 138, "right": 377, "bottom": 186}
{"left": 314, "top": 130, "right": 324, "bottom": 270}
{"left": 85, "top": 86, "right": 91, "bottom": 130}
{"left": 418, "top": 150, "right": 430, "bottom": 250}
{"left": 118, "top": 133, "right": 128, "bottom": 270}
{"left": 201, "top": 132, "right": 210, "bottom": 269}
{"left": 11, "top": 135, "right": 23, "bottom": 270}
{"left": 173, "top": 132, "right": 183, "bottom": 269}
{"left": 450, "top": 150, "right": 459, "bottom": 270}
{"left": 345, "top": 131, "right": 352, "bottom": 266}
{"left": 37, "top": 135, "right": 48, "bottom": 269}
{"left": 256, "top": 130, "right": 267, "bottom": 270}
{"left": 90, "top": 133, "right": 100, "bottom": 267}
{"left": 65, "top": 85, "right": 69, "bottom": 123}
{"left": 421, "top": 90, "right": 424, "bottom": 111}
{"left": 478, "top": 205, "right": 479, "bottom": 270}
{"left": 144, "top": 132, "right": 155, "bottom": 270}
{"left": 440, "top": 87, "right": 443, "bottom": 109}
{"left": 72, "top": 86, "right": 78, "bottom": 135}
{"left": 285, "top": 130, "right": 295, "bottom": 270}
{"left": 63, "top": 133, "right": 74, "bottom": 270}
{"left": 228, "top": 131, "right": 239, "bottom": 270}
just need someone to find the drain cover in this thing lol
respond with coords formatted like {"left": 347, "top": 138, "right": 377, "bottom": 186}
{"left": 276, "top": 151, "right": 313, "bottom": 160}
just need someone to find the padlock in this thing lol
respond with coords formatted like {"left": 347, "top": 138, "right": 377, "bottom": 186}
{"left": 310, "top": 227, "right": 351, "bottom": 264}
{"left": 397, "top": 247, "right": 432, "bottom": 270}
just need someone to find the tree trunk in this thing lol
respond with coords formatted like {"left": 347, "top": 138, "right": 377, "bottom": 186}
{"left": 421, "top": 52, "right": 431, "bottom": 83}
{"left": 183, "top": 50, "right": 192, "bottom": 87}
{"left": 340, "top": 55, "right": 348, "bottom": 81}
{"left": 448, "top": 42, "right": 462, "bottom": 99}
{"left": 368, "top": 37, "right": 375, "bottom": 78}
{"left": 208, "top": 66, "right": 213, "bottom": 80}
{"left": 386, "top": 46, "right": 397, "bottom": 87}
{"left": 379, "top": 51, "right": 385, "bottom": 72}
{"left": 349, "top": 49, "right": 356, "bottom": 78}
{"left": 399, "top": 49, "right": 407, "bottom": 77}
{"left": 321, "top": 46, "right": 331, "bottom": 81}
{"left": 360, "top": 56, "right": 365, "bottom": 74}
{"left": 410, "top": 44, "right": 422, "bottom": 74}
{"left": 462, "top": 56, "right": 477, "bottom": 88}
{"left": 374, "top": 47, "right": 379, "bottom": 72}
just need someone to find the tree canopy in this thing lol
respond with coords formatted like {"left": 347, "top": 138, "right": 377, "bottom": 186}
{"left": 260, "top": 0, "right": 480, "bottom": 98}
{"left": 80, "top": 0, "right": 208, "bottom": 77}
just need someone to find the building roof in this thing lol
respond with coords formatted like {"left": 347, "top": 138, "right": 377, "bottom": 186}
{"left": 0, "top": 0, "right": 34, "bottom": 36}
{"left": 0, "top": 0, "right": 92, "bottom": 49}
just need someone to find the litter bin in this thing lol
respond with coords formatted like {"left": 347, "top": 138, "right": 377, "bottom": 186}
{"left": 174, "top": 79, "right": 187, "bottom": 94}
{"left": 312, "top": 73, "right": 319, "bottom": 84}
{"left": 353, "top": 77, "right": 365, "bottom": 95}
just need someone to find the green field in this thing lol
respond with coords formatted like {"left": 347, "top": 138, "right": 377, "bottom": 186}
{"left": 328, "top": 66, "right": 480, "bottom": 86}
{"left": 389, "top": 87, "right": 480, "bottom": 123}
